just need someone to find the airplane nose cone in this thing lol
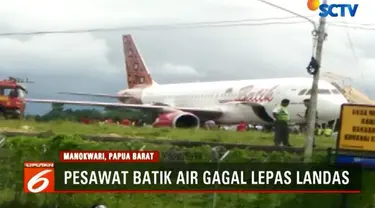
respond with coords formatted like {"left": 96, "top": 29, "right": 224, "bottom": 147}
{"left": 117, "top": 90, "right": 126, "bottom": 95}
{"left": 333, "top": 95, "right": 349, "bottom": 105}
{"left": 318, "top": 96, "right": 347, "bottom": 121}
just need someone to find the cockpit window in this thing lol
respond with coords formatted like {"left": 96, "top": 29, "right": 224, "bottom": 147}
{"left": 0, "top": 88, "right": 15, "bottom": 97}
{"left": 331, "top": 89, "right": 340, "bottom": 94}
{"left": 298, "top": 89, "right": 307, "bottom": 95}
{"left": 306, "top": 89, "right": 331, "bottom": 95}
{"left": 0, "top": 87, "right": 26, "bottom": 98}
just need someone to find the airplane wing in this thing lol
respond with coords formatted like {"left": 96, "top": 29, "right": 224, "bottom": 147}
{"left": 25, "top": 98, "right": 223, "bottom": 119}
{"left": 58, "top": 92, "right": 130, "bottom": 99}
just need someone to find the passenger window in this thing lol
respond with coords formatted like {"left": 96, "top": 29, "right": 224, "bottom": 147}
{"left": 298, "top": 89, "right": 307, "bottom": 95}
{"left": 318, "top": 89, "right": 331, "bottom": 94}
{"left": 306, "top": 89, "right": 331, "bottom": 95}
{"left": 332, "top": 89, "right": 340, "bottom": 94}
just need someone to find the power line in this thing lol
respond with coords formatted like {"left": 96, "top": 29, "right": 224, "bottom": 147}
{"left": 346, "top": 31, "right": 359, "bottom": 61}
{"left": 255, "top": 0, "right": 317, "bottom": 28}
{"left": 329, "top": 23, "right": 375, "bottom": 31}
{"left": 190, "top": 20, "right": 308, "bottom": 27}
{"left": 1, "top": 16, "right": 374, "bottom": 37}
{"left": 328, "top": 20, "right": 375, "bottom": 26}
{"left": 177, "top": 15, "right": 311, "bottom": 24}
{"left": 345, "top": 29, "right": 371, "bottom": 97}
{"left": 0, "top": 16, "right": 311, "bottom": 37}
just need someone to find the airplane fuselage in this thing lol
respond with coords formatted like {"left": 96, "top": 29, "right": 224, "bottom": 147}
{"left": 26, "top": 34, "right": 349, "bottom": 129}
{"left": 118, "top": 77, "right": 348, "bottom": 125}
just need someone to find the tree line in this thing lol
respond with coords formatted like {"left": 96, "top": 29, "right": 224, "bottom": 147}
{"left": 27, "top": 103, "right": 156, "bottom": 124}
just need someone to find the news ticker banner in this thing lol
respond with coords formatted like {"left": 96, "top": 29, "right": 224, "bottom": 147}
{"left": 23, "top": 151, "right": 362, "bottom": 194}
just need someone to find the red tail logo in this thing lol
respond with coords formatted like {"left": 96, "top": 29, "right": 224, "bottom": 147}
{"left": 123, "top": 35, "right": 153, "bottom": 89}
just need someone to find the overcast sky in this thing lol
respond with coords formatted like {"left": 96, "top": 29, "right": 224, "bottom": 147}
{"left": 0, "top": 0, "right": 374, "bottom": 114}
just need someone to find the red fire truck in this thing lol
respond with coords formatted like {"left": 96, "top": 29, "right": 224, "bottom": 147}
{"left": 0, "top": 77, "right": 27, "bottom": 119}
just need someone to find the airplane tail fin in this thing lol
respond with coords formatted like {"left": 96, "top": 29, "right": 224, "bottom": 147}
{"left": 122, "top": 34, "right": 158, "bottom": 89}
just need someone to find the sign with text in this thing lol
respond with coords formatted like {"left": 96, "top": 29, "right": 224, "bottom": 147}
{"left": 338, "top": 104, "right": 375, "bottom": 152}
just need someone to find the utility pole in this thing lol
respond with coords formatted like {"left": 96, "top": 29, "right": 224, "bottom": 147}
{"left": 304, "top": 0, "right": 328, "bottom": 163}
{"left": 254, "top": 0, "right": 328, "bottom": 162}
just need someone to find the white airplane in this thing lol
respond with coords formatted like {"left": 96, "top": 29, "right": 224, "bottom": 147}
{"left": 26, "top": 34, "right": 348, "bottom": 129}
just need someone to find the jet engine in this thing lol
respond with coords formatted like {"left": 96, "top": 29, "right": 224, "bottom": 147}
{"left": 152, "top": 111, "right": 200, "bottom": 129}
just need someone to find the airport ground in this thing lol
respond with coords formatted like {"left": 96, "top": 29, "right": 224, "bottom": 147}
{"left": 0, "top": 119, "right": 374, "bottom": 208}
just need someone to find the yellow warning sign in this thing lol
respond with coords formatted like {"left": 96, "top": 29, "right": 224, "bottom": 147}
{"left": 338, "top": 104, "right": 375, "bottom": 152}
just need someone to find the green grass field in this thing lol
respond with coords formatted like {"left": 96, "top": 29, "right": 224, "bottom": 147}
{"left": 0, "top": 120, "right": 370, "bottom": 208}
{"left": 0, "top": 119, "right": 335, "bottom": 148}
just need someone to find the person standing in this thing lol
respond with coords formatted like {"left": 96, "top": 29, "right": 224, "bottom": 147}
{"left": 236, "top": 121, "right": 248, "bottom": 132}
{"left": 272, "top": 99, "right": 292, "bottom": 147}
{"left": 121, "top": 118, "right": 131, "bottom": 126}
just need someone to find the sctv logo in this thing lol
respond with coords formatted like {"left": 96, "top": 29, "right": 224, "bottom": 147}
{"left": 307, "top": 0, "right": 358, "bottom": 17}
